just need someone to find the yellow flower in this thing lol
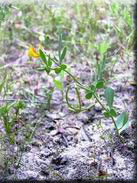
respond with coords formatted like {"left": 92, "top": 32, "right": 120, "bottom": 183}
{"left": 28, "top": 47, "right": 40, "bottom": 58}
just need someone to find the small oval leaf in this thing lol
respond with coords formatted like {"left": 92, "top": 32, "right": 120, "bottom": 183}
{"left": 119, "top": 121, "right": 129, "bottom": 134}
{"left": 53, "top": 80, "right": 63, "bottom": 90}
{"left": 105, "top": 87, "right": 114, "bottom": 109}
{"left": 55, "top": 67, "right": 62, "bottom": 74}
{"left": 110, "top": 108, "right": 117, "bottom": 117}
{"left": 85, "top": 92, "right": 93, "bottom": 99}
{"left": 60, "top": 64, "right": 67, "bottom": 70}
{"left": 96, "top": 81, "right": 104, "bottom": 89}
{"left": 116, "top": 112, "right": 128, "bottom": 130}
{"left": 104, "top": 111, "right": 110, "bottom": 118}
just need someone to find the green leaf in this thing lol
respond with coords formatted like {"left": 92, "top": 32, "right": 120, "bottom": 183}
{"left": 96, "top": 81, "right": 104, "bottom": 89}
{"left": 45, "top": 34, "right": 49, "bottom": 44}
{"left": 109, "top": 108, "right": 117, "bottom": 117}
{"left": 99, "top": 41, "right": 109, "bottom": 55}
{"left": 39, "top": 49, "right": 47, "bottom": 64}
{"left": 60, "top": 64, "right": 67, "bottom": 70}
{"left": 60, "top": 70, "right": 65, "bottom": 80}
{"left": 0, "top": 73, "right": 7, "bottom": 93}
{"left": 105, "top": 87, "right": 114, "bottom": 108}
{"left": 15, "top": 101, "right": 25, "bottom": 109}
{"left": 59, "top": 33, "right": 63, "bottom": 59}
{"left": 0, "top": 79, "right": 5, "bottom": 93}
{"left": 104, "top": 111, "right": 110, "bottom": 118}
{"left": 90, "top": 85, "right": 96, "bottom": 91}
{"left": 116, "top": 112, "right": 128, "bottom": 130}
{"left": 60, "top": 47, "right": 67, "bottom": 62}
{"left": 37, "top": 67, "right": 47, "bottom": 71}
{"left": 55, "top": 67, "right": 62, "bottom": 74}
{"left": 53, "top": 80, "right": 63, "bottom": 90}
{"left": 0, "top": 105, "right": 8, "bottom": 116}
{"left": 45, "top": 67, "right": 50, "bottom": 74}
{"left": 96, "top": 59, "right": 105, "bottom": 81}
{"left": 7, "top": 102, "right": 17, "bottom": 110}
{"left": 119, "top": 121, "right": 129, "bottom": 134}
{"left": 47, "top": 57, "right": 52, "bottom": 67}
{"left": 85, "top": 92, "right": 93, "bottom": 99}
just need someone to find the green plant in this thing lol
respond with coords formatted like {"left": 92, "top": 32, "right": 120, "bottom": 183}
{"left": 28, "top": 34, "right": 130, "bottom": 142}
{"left": 0, "top": 100, "right": 25, "bottom": 144}
{"left": 0, "top": 72, "right": 25, "bottom": 144}
{"left": 0, "top": 4, "right": 11, "bottom": 25}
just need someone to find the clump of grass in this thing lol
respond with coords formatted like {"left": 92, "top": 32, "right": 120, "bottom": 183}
{"left": 0, "top": 2, "right": 134, "bottom": 58}
{"left": 0, "top": 71, "right": 25, "bottom": 144}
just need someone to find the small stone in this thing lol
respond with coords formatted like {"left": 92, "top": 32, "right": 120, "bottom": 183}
{"left": 46, "top": 113, "right": 61, "bottom": 120}
{"left": 50, "top": 130, "right": 58, "bottom": 136}
{"left": 77, "top": 113, "right": 89, "bottom": 122}
{"left": 26, "top": 170, "right": 38, "bottom": 179}
{"left": 31, "top": 140, "right": 42, "bottom": 147}
{"left": 93, "top": 104, "right": 102, "bottom": 112}
{"left": 24, "top": 145, "right": 31, "bottom": 152}
{"left": 40, "top": 169, "right": 49, "bottom": 176}
{"left": 45, "top": 123, "right": 55, "bottom": 131}
{"left": 40, "top": 149, "right": 52, "bottom": 158}
{"left": 127, "top": 141, "right": 135, "bottom": 150}
{"left": 67, "top": 128, "right": 78, "bottom": 135}
{"left": 51, "top": 155, "right": 68, "bottom": 166}
{"left": 59, "top": 112, "right": 65, "bottom": 117}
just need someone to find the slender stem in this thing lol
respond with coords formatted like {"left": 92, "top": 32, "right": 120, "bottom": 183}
{"left": 48, "top": 55, "right": 124, "bottom": 142}
{"left": 50, "top": 57, "right": 87, "bottom": 90}
{"left": 93, "top": 93, "right": 125, "bottom": 142}
{"left": 0, "top": 99, "right": 47, "bottom": 104}
{"left": 65, "top": 86, "right": 77, "bottom": 112}
{"left": 93, "top": 93, "right": 107, "bottom": 111}
{"left": 64, "top": 70, "right": 87, "bottom": 90}
{"left": 111, "top": 116, "right": 119, "bottom": 133}
{"left": 75, "top": 87, "right": 81, "bottom": 111}
{"left": 80, "top": 104, "right": 95, "bottom": 112}
{"left": 94, "top": 93, "right": 118, "bottom": 130}
{"left": 111, "top": 116, "right": 125, "bottom": 143}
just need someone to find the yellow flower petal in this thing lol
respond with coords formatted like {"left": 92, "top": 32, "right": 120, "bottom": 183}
{"left": 28, "top": 47, "right": 40, "bottom": 58}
